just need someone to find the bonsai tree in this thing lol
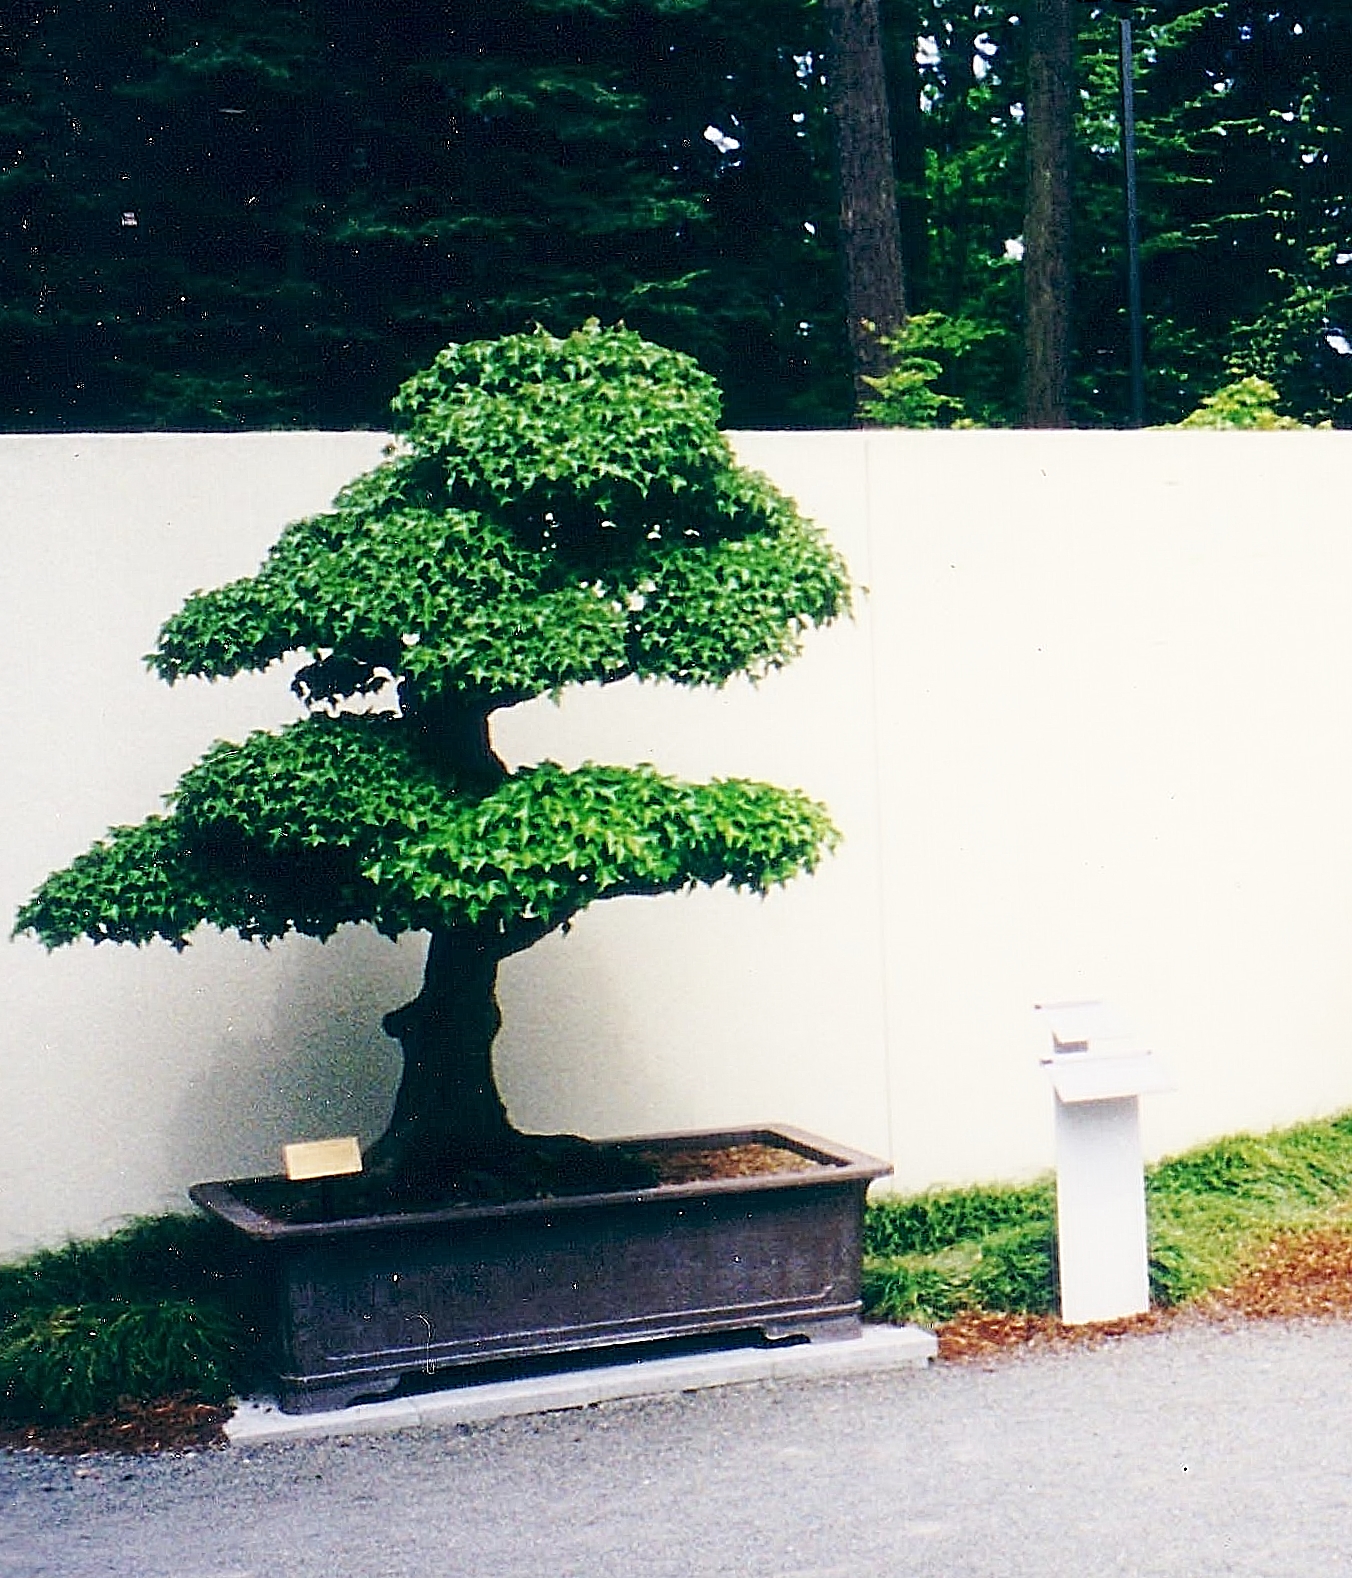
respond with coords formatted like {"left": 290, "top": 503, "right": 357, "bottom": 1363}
{"left": 16, "top": 325, "right": 850, "bottom": 1199}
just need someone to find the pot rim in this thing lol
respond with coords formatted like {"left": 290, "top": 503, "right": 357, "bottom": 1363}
{"left": 189, "top": 1124, "right": 891, "bottom": 1241}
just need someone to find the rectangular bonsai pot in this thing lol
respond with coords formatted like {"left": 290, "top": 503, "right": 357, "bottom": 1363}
{"left": 190, "top": 1125, "right": 890, "bottom": 1413}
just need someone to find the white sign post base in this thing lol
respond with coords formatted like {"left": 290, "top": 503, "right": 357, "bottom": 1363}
{"left": 1036, "top": 1001, "right": 1172, "bottom": 1326}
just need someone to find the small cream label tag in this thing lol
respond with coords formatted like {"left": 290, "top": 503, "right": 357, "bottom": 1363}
{"left": 283, "top": 1136, "right": 363, "bottom": 1181}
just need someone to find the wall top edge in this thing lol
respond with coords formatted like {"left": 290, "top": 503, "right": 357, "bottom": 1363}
{"left": 2, "top": 427, "right": 1348, "bottom": 444}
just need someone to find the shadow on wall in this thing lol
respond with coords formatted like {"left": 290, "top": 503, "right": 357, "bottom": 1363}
{"left": 495, "top": 903, "right": 686, "bottom": 1141}
{"left": 162, "top": 926, "right": 424, "bottom": 1189}
{"left": 165, "top": 918, "right": 664, "bottom": 1186}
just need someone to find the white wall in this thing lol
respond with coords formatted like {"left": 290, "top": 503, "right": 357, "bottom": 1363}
{"left": 3, "top": 430, "right": 1352, "bottom": 1257}
{"left": 851, "top": 431, "right": 1352, "bottom": 1187}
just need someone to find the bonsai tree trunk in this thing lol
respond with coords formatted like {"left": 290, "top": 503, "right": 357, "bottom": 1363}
{"left": 363, "top": 924, "right": 514, "bottom": 1187}
{"left": 366, "top": 915, "right": 657, "bottom": 1199}
{"left": 361, "top": 696, "right": 534, "bottom": 1193}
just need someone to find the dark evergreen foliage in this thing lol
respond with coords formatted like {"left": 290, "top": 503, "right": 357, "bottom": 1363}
{"left": 1, "top": 0, "right": 851, "bottom": 430}
{"left": 6, "top": 2, "right": 1351, "bottom": 431}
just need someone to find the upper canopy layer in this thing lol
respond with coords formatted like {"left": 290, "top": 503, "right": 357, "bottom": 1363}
{"left": 150, "top": 325, "right": 850, "bottom": 708}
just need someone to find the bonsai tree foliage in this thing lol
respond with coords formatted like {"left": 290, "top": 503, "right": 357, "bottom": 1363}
{"left": 16, "top": 325, "right": 850, "bottom": 1198}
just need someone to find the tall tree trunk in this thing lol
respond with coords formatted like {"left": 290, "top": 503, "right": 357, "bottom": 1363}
{"left": 823, "top": 0, "right": 908, "bottom": 413}
{"left": 1023, "top": 0, "right": 1076, "bottom": 427}
{"left": 881, "top": 0, "right": 930, "bottom": 310}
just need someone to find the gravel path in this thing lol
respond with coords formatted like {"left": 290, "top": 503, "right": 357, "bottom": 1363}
{"left": 2, "top": 1316, "right": 1349, "bottom": 1577}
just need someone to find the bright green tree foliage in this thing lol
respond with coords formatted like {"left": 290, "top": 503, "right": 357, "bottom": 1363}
{"left": 875, "top": 0, "right": 1352, "bottom": 428}
{"left": 17, "top": 326, "right": 846, "bottom": 959}
{"left": 1172, "top": 375, "right": 1323, "bottom": 430}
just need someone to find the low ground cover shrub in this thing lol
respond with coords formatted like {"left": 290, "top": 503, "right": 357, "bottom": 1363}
{"left": 863, "top": 1112, "right": 1352, "bottom": 1326}
{"left": 0, "top": 1302, "right": 239, "bottom": 1425}
{"left": 0, "top": 1216, "right": 269, "bottom": 1427}
{"left": 862, "top": 1182, "right": 1057, "bottom": 1323}
{"left": 1145, "top": 1114, "right": 1352, "bottom": 1304}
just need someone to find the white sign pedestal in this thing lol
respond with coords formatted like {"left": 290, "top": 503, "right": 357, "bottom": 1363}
{"left": 1036, "top": 1001, "right": 1172, "bottom": 1326}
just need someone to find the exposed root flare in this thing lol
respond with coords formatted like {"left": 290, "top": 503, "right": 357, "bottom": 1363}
{"left": 354, "top": 1126, "right": 660, "bottom": 1209}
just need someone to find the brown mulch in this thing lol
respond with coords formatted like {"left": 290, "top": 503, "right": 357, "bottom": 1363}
{"left": 0, "top": 1393, "right": 230, "bottom": 1458}
{"left": 635, "top": 1142, "right": 822, "bottom": 1184}
{"left": 1203, "top": 1227, "right": 1352, "bottom": 1321}
{"left": 935, "top": 1225, "right": 1352, "bottom": 1364}
{"left": 935, "top": 1306, "right": 1178, "bottom": 1362}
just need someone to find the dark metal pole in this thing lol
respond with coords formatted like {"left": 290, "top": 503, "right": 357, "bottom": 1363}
{"left": 1119, "top": 12, "right": 1145, "bottom": 426}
